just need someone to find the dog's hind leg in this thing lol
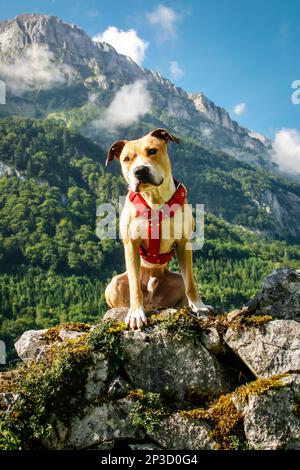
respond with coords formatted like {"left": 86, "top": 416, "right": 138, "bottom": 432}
{"left": 105, "top": 272, "right": 130, "bottom": 308}
{"left": 175, "top": 294, "right": 188, "bottom": 308}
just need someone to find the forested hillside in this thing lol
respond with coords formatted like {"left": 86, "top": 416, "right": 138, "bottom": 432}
{"left": 0, "top": 117, "right": 300, "bottom": 360}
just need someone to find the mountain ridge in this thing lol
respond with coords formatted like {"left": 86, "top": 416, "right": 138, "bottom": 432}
{"left": 0, "top": 13, "right": 273, "bottom": 165}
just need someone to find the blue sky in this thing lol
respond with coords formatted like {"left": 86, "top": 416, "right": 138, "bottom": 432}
{"left": 0, "top": 0, "right": 300, "bottom": 138}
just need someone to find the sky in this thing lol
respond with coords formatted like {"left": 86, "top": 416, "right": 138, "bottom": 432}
{"left": 0, "top": 0, "right": 300, "bottom": 140}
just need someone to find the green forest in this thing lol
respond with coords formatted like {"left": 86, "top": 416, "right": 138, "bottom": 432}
{"left": 0, "top": 117, "right": 300, "bottom": 360}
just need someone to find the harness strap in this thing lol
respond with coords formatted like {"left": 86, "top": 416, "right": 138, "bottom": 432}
{"left": 129, "top": 179, "right": 187, "bottom": 264}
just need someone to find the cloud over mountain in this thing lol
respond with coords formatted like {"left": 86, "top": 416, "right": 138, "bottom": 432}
{"left": 0, "top": 44, "right": 73, "bottom": 96}
{"left": 233, "top": 102, "right": 246, "bottom": 116}
{"left": 93, "top": 79, "right": 152, "bottom": 131}
{"left": 272, "top": 128, "right": 300, "bottom": 175}
{"left": 93, "top": 26, "right": 148, "bottom": 65}
{"left": 147, "top": 4, "right": 180, "bottom": 42}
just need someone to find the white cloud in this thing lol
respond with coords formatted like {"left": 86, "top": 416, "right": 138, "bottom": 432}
{"left": 233, "top": 102, "right": 246, "bottom": 115}
{"left": 94, "top": 79, "right": 152, "bottom": 131}
{"left": 170, "top": 61, "right": 184, "bottom": 80}
{"left": 147, "top": 4, "right": 180, "bottom": 42}
{"left": 93, "top": 26, "right": 148, "bottom": 65}
{"left": 0, "top": 44, "right": 73, "bottom": 96}
{"left": 272, "top": 128, "right": 300, "bottom": 174}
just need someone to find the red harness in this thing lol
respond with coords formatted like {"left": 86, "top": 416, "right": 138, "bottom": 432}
{"left": 129, "top": 179, "right": 187, "bottom": 265}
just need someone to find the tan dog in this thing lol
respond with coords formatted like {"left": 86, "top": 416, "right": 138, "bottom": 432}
{"left": 105, "top": 128, "right": 212, "bottom": 330}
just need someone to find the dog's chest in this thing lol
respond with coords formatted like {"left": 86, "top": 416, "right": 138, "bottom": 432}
{"left": 129, "top": 205, "right": 193, "bottom": 253}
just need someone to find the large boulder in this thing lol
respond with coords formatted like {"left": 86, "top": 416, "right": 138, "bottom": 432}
{"left": 233, "top": 374, "right": 300, "bottom": 450}
{"left": 14, "top": 329, "right": 48, "bottom": 361}
{"left": 254, "top": 268, "right": 300, "bottom": 321}
{"left": 149, "top": 413, "right": 217, "bottom": 450}
{"left": 8, "top": 268, "right": 300, "bottom": 451}
{"left": 225, "top": 320, "right": 300, "bottom": 378}
{"left": 14, "top": 327, "right": 88, "bottom": 361}
{"left": 121, "top": 326, "right": 230, "bottom": 400}
{"left": 46, "top": 398, "right": 144, "bottom": 450}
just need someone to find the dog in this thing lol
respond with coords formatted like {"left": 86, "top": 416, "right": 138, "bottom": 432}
{"left": 105, "top": 128, "right": 213, "bottom": 330}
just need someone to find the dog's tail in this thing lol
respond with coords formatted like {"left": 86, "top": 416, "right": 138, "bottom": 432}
{"left": 147, "top": 276, "right": 159, "bottom": 295}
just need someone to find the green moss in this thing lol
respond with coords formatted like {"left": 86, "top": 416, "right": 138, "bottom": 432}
{"left": 86, "top": 319, "right": 127, "bottom": 370}
{"left": 147, "top": 307, "right": 206, "bottom": 341}
{"left": 146, "top": 306, "right": 272, "bottom": 343}
{"left": 228, "top": 434, "right": 254, "bottom": 450}
{"left": 238, "top": 314, "right": 273, "bottom": 327}
{"left": 181, "top": 374, "right": 286, "bottom": 449}
{"left": 237, "top": 374, "right": 285, "bottom": 400}
{"left": 0, "top": 370, "right": 17, "bottom": 394}
{"left": 43, "top": 322, "right": 91, "bottom": 343}
{"left": 0, "top": 318, "right": 128, "bottom": 448}
{"left": 128, "top": 389, "right": 167, "bottom": 433}
{"left": 0, "top": 421, "right": 21, "bottom": 450}
{"left": 4, "top": 336, "right": 93, "bottom": 443}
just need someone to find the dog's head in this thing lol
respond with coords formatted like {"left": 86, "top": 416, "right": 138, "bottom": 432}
{"left": 106, "top": 128, "right": 180, "bottom": 192}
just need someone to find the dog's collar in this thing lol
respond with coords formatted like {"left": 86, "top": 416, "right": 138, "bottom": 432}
{"left": 128, "top": 179, "right": 187, "bottom": 265}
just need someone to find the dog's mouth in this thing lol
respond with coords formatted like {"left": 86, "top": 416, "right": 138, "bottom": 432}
{"left": 133, "top": 176, "right": 164, "bottom": 192}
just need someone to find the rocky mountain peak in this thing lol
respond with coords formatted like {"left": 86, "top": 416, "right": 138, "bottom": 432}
{"left": 190, "top": 91, "right": 239, "bottom": 132}
{"left": 0, "top": 13, "right": 95, "bottom": 59}
{"left": 0, "top": 13, "right": 272, "bottom": 164}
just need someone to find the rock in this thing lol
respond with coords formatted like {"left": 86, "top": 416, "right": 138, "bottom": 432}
{"left": 103, "top": 307, "right": 128, "bottom": 323}
{"left": 109, "top": 398, "right": 145, "bottom": 441}
{"left": 285, "top": 440, "right": 300, "bottom": 450}
{"left": 46, "top": 398, "right": 144, "bottom": 449}
{"left": 149, "top": 413, "right": 217, "bottom": 450}
{"left": 14, "top": 329, "right": 48, "bottom": 361}
{"left": 7, "top": 264, "right": 300, "bottom": 450}
{"left": 255, "top": 268, "right": 300, "bottom": 321}
{"left": 233, "top": 374, "right": 300, "bottom": 450}
{"left": 129, "top": 443, "right": 161, "bottom": 450}
{"left": 227, "top": 308, "right": 247, "bottom": 323}
{"left": 84, "top": 352, "right": 109, "bottom": 401}
{"left": 121, "top": 326, "right": 230, "bottom": 400}
{"left": 225, "top": 320, "right": 300, "bottom": 378}
{"left": 58, "top": 329, "right": 86, "bottom": 341}
{"left": 0, "top": 391, "right": 18, "bottom": 411}
{"left": 108, "top": 376, "right": 131, "bottom": 400}
{"left": 199, "top": 327, "right": 226, "bottom": 355}
{"left": 15, "top": 327, "right": 89, "bottom": 362}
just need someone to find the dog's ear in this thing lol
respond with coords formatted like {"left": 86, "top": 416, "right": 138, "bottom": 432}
{"left": 106, "top": 140, "right": 127, "bottom": 166}
{"left": 149, "top": 128, "right": 180, "bottom": 144}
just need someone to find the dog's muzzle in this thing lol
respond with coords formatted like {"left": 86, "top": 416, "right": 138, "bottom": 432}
{"left": 132, "top": 165, "right": 163, "bottom": 188}
{"left": 134, "top": 165, "right": 151, "bottom": 183}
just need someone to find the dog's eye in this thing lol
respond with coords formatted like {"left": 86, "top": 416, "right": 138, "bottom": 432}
{"left": 123, "top": 156, "right": 130, "bottom": 162}
{"left": 148, "top": 148, "right": 157, "bottom": 156}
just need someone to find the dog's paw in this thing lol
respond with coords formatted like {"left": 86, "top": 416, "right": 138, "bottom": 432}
{"left": 188, "top": 299, "right": 214, "bottom": 318}
{"left": 125, "top": 307, "right": 147, "bottom": 330}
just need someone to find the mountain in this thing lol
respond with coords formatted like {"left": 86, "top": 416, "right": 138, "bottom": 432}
{"left": 1, "top": 14, "right": 300, "bottom": 242}
{"left": 0, "top": 13, "right": 273, "bottom": 165}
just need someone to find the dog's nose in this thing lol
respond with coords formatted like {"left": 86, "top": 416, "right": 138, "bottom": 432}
{"left": 134, "top": 166, "right": 150, "bottom": 179}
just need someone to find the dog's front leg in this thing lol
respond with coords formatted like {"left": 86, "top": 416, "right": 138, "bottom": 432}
{"left": 123, "top": 238, "right": 147, "bottom": 330}
{"left": 176, "top": 239, "right": 212, "bottom": 316}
